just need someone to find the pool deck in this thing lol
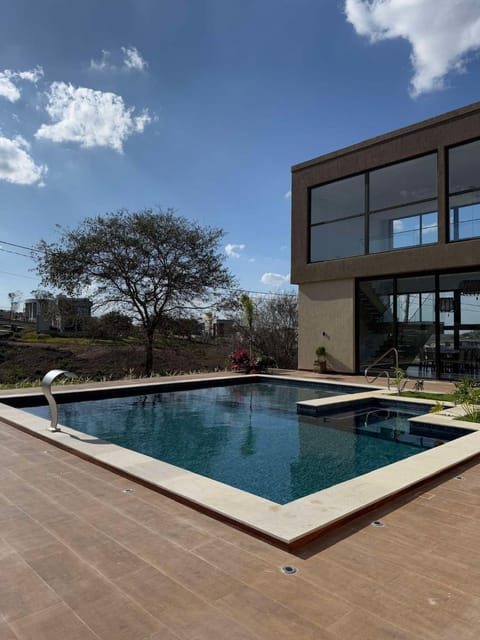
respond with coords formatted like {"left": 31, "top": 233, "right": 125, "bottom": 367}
{"left": 1, "top": 371, "right": 480, "bottom": 638}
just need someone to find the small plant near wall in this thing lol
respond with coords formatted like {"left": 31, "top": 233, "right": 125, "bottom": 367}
{"left": 454, "top": 378, "right": 480, "bottom": 422}
{"left": 314, "top": 346, "right": 327, "bottom": 374}
{"left": 429, "top": 401, "right": 444, "bottom": 414}
{"left": 394, "top": 367, "right": 408, "bottom": 395}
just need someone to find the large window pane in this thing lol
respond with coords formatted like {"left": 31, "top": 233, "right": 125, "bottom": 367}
{"left": 396, "top": 276, "right": 436, "bottom": 377}
{"left": 450, "top": 201, "right": 480, "bottom": 241}
{"left": 357, "top": 270, "right": 480, "bottom": 380}
{"left": 438, "top": 271, "right": 480, "bottom": 377}
{"left": 448, "top": 140, "right": 480, "bottom": 242}
{"left": 357, "top": 279, "right": 394, "bottom": 373}
{"left": 310, "top": 174, "right": 365, "bottom": 224}
{"left": 449, "top": 189, "right": 480, "bottom": 241}
{"left": 370, "top": 154, "right": 437, "bottom": 211}
{"left": 369, "top": 200, "right": 437, "bottom": 253}
{"left": 310, "top": 216, "right": 364, "bottom": 261}
{"left": 449, "top": 139, "right": 480, "bottom": 194}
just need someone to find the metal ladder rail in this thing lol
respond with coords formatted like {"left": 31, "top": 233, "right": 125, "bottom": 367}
{"left": 364, "top": 347, "right": 399, "bottom": 389}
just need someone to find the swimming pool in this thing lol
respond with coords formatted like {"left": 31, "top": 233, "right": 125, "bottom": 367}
{"left": 19, "top": 379, "right": 470, "bottom": 504}
{"left": 1, "top": 374, "right": 479, "bottom": 548}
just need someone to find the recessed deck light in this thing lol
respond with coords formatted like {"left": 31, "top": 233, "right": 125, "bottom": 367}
{"left": 281, "top": 565, "right": 297, "bottom": 575}
{"left": 371, "top": 520, "right": 385, "bottom": 527}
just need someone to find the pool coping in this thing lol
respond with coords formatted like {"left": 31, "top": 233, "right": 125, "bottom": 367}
{"left": 1, "top": 373, "right": 479, "bottom": 550}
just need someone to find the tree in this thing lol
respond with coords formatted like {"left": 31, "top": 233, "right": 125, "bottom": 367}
{"left": 240, "top": 293, "right": 254, "bottom": 360}
{"left": 232, "top": 293, "right": 298, "bottom": 369}
{"left": 7, "top": 290, "right": 22, "bottom": 321}
{"left": 34, "top": 208, "right": 236, "bottom": 373}
{"left": 84, "top": 311, "right": 133, "bottom": 340}
{"left": 254, "top": 294, "right": 298, "bottom": 369}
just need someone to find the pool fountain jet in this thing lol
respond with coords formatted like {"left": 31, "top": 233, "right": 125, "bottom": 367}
{"left": 41, "top": 369, "right": 77, "bottom": 432}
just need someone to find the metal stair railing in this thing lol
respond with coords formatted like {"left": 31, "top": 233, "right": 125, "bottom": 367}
{"left": 364, "top": 347, "right": 399, "bottom": 389}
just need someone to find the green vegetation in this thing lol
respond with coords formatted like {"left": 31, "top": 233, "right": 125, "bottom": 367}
{"left": 400, "top": 390, "right": 456, "bottom": 402}
{"left": 400, "top": 377, "right": 480, "bottom": 423}
{"left": 34, "top": 208, "right": 236, "bottom": 375}
{"left": 453, "top": 378, "right": 480, "bottom": 422}
{"left": 16, "top": 331, "right": 136, "bottom": 346}
{"left": 393, "top": 367, "right": 408, "bottom": 395}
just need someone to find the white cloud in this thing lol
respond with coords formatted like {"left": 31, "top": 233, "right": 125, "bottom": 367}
{"left": 90, "top": 50, "right": 112, "bottom": 71}
{"left": 261, "top": 272, "right": 290, "bottom": 288}
{"left": 0, "top": 135, "right": 47, "bottom": 185}
{"left": 0, "top": 66, "right": 43, "bottom": 102}
{"left": 0, "top": 72, "right": 20, "bottom": 102}
{"left": 344, "top": 0, "right": 480, "bottom": 96}
{"left": 35, "top": 82, "right": 151, "bottom": 153}
{"left": 225, "top": 243, "right": 246, "bottom": 258}
{"left": 122, "top": 46, "right": 148, "bottom": 71}
{"left": 16, "top": 66, "right": 44, "bottom": 83}
{"left": 90, "top": 46, "right": 147, "bottom": 72}
{"left": 284, "top": 190, "right": 291, "bottom": 199}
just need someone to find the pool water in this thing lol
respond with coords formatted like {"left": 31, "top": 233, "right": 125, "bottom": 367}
{"left": 21, "top": 381, "right": 467, "bottom": 504}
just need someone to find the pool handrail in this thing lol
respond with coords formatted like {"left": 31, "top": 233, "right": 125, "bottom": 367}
{"left": 41, "top": 369, "right": 77, "bottom": 432}
{"left": 364, "top": 347, "right": 399, "bottom": 389}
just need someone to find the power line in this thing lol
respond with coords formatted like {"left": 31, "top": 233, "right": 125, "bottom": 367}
{"left": 0, "top": 239, "right": 44, "bottom": 254}
{"left": 0, "top": 270, "right": 37, "bottom": 280}
{"left": 0, "top": 240, "right": 297, "bottom": 297}
{"left": 0, "top": 247, "right": 33, "bottom": 259}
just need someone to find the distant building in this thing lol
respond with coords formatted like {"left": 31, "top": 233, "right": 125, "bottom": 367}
{"left": 203, "top": 314, "right": 235, "bottom": 338}
{"left": 24, "top": 295, "right": 92, "bottom": 333}
{"left": 212, "top": 318, "right": 235, "bottom": 338}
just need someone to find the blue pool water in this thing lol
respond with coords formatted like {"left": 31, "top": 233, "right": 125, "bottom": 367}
{"left": 21, "top": 380, "right": 469, "bottom": 504}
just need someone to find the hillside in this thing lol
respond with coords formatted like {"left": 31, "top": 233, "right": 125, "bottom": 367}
{"left": 0, "top": 338, "right": 233, "bottom": 385}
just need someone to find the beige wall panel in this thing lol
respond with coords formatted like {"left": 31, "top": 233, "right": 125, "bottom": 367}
{"left": 298, "top": 279, "right": 355, "bottom": 372}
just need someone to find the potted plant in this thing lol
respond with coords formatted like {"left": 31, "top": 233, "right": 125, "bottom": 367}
{"left": 314, "top": 346, "right": 327, "bottom": 373}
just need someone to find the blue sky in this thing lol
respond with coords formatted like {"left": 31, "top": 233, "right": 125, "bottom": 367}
{"left": 1, "top": 0, "right": 480, "bottom": 309}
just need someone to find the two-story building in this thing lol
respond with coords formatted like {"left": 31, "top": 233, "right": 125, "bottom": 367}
{"left": 291, "top": 102, "right": 480, "bottom": 380}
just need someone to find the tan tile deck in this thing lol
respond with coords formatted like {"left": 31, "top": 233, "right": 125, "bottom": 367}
{"left": 1, "top": 372, "right": 480, "bottom": 638}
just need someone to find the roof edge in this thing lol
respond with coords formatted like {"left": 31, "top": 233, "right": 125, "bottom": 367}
{"left": 291, "top": 101, "right": 480, "bottom": 173}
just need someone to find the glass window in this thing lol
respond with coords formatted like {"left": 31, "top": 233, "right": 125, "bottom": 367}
{"left": 310, "top": 174, "right": 365, "bottom": 224}
{"left": 449, "top": 200, "right": 480, "bottom": 241}
{"left": 310, "top": 216, "right": 364, "bottom": 262}
{"left": 449, "top": 140, "right": 480, "bottom": 242}
{"left": 449, "top": 139, "right": 480, "bottom": 194}
{"left": 358, "top": 270, "right": 480, "bottom": 380}
{"left": 369, "top": 200, "right": 437, "bottom": 253}
{"left": 369, "top": 154, "right": 437, "bottom": 211}
{"left": 357, "top": 278, "right": 394, "bottom": 373}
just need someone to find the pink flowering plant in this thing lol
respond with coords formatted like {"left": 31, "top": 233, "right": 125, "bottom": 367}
{"left": 230, "top": 348, "right": 251, "bottom": 371}
{"left": 230, "top": 350, "right": 275, "bottom": 373}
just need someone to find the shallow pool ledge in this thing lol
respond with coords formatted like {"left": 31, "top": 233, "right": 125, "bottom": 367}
{"left": 1, "top": 389, "right": 480, "bottom": 549}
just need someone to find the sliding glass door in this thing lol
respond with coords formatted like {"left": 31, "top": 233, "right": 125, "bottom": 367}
{"left": 358, "top": 269, "right": 480, "bottom": 379}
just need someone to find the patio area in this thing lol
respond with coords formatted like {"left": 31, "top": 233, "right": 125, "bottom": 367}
{"left": 1, "top": 372, "right": 480, "bottom": 639}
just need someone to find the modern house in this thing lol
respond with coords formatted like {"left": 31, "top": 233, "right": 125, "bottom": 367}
{"left": 291, "top": 102, "right": 480, "bottom": 380}
{"left": 24, "top": 295, "right": 92, "bottom": 333}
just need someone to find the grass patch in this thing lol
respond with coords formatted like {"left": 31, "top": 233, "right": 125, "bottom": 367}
{"left": 458, "top": 412, "right": 480, "bottom": 423}
{"left": 400, "top": 390, "right": 456, "bottom": 403}
{"left": 16, "top": 332, "right": 136, "bottom": 346}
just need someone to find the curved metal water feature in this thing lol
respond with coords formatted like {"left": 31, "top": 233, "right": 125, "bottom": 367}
{"left": 41, "top": 369, "right": 77, "bottom": 432}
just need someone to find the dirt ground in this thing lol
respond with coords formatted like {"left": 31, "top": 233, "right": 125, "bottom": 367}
{"left": 0, "top": 338, "right": 233, "bottom": 384}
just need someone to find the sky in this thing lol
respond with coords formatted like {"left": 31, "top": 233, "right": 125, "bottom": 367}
{"left": 1, "top": 0, "right": 480, "bottom": 310}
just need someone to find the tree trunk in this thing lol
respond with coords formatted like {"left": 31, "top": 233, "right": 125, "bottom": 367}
{"left": 145, "top": 330, "right": 154, "bottom": 376}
